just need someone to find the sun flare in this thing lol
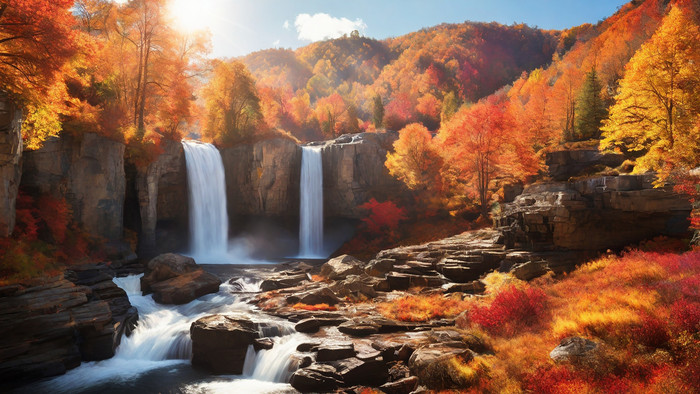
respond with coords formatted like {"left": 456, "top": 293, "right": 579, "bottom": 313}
{"left": 169, "top": 0, "right": 213, "bottom": 33}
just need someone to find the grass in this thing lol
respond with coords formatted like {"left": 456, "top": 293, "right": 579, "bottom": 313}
{"left": 377, "top": 293, "right": 471, "bottom": 322}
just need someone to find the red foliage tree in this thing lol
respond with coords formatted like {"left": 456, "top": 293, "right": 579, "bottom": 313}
{"left": 359, "top": 198, "right": 407, "bottom": 236}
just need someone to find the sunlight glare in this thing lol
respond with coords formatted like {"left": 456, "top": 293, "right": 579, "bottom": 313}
{"left": 169, "top": 0, "right": 213, "bottom": 33}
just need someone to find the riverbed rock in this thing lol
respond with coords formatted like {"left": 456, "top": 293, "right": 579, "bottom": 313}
{"left": 0, "top": 91, "right": 22, "bottom": 237}
{"left": 328, "top": 357, "right": 388, "bottom": 386}
{"left": 260, "top": 272, "right": 310, "bottom": 292}
{"left": 140, "top": 254, "right": 221, "bottom": 304}
{"left": 320, "top": 254, "right": 364, "bottom": 280}
{"left": 338, "top": 318, "right": 381, "bottom": 337}
{"left": 408, "top": 344, "right": 474, "bottom": 389}
{"left": 295, "top": 317, "right": 346, "bottom": 333}
{"left": 290, "top": 363, "right": 343, "bottom": 392}
{"left": 286, "top": 286, "right": 340, "bottom": 306}
{"left": 316, "top": 343, "right": 356, "bottom": 362}
{"left": 21, "top": 132, "right": 125, "bottom": 240}
{"left": 190, "top": 315, "right": 259, "bottom": 374}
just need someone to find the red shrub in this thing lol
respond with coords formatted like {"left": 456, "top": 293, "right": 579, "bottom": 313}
{"left": 670, "top": 299, "right": 700, "bottom": 333}
{"left": 523, "top": 365, "right": 586, "bottom": 394}
{"left": 631, "top": 312, "right": 670, "bottom": 348}
{"left": 469, "top": 285, "right": 548, "bottom": 335}
{"left": 359, "top": 198, "right": 407, "bottom": 236}
{"left": 37, "top": 195, "right": 70, "bottom": 243}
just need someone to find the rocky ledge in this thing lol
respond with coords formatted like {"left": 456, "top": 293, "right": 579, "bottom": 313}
{"left": 0, "top": 264, "right": 137, "bottom": 390}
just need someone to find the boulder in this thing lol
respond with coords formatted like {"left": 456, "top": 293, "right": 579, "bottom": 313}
{"left": 330, "top": 274, "right": 386, "bottom": 299}
{"left": 290, "top": 363, "right": 342, "bottom": 393}
{"left": 550, "top": 336, "right": 599, "bottom": 364}
{"left": 338, "top": 318, "right": 380, "bottom": 337}
{"left": 320, "top": 254, "right": 364, "bottom": 280}
{"left": 365, "top": 258, "right": 397, "bottom": 277}
{"left": 0, "top": 91, "right": 22, "bottom": 237}
{"left": 150, "top": 270, "right": 222, "bottom": 305}
{"left": 443, "top": 281, "right": 486, "bottom": 294}
{"left": 190, "top": 315, "right": 259, "bottom": 374}
{"left": 328, "top": 357, "right": 388, "bottom": 386}
{"left": 286, "top": 286, "right": 340, "bottom": 306}
{"left": 140, "top": 254, "right": 221, "bottom": 304}
{"left": 511, "top": 260, "right": 551, "bottom": 281}
{"left": 380, "top": 376, "right": 419, "bottom": 394}
{"left": 408, "top": 344, "right": 474, "bottom": 390}
{"left": 295, "top": 317, "right": 346, "bottom": 333}
{"left": 260, "top": 272, "right": 310, "bottom": 292}
{"left": 316, "top": 343, "right": 356, "bottom": 362}
{"left": 253, "top": 337, "right": 274, "bottom": 351}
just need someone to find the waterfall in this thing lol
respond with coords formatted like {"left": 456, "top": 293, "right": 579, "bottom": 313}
{"left": 299, "top": 146, "right": 324, "bottom": 257}
{"left": 182, "top": 140, "right": 229, "bottom": 259}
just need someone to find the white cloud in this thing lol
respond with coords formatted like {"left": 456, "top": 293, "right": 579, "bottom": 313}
{"left": 283, "top": 20, "right": 290, "bottom": 30}
{"left": 273, "top": 40, "right": 280, "bottom": 47}
{"left": 294, "top": 13, "right": 366, "bottom": 42}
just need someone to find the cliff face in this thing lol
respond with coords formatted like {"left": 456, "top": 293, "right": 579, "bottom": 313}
{"left": 321, "top": 132, "right": 405, "bottom": 218}
{"left": 496, "top": 174, "right": 692, "bottom": 251}
{"left": 21, "top": 133, "right": 125, "bottom": 241}
{"left": 0, "top": 92, "right": 22, "bottom": 237}
{"left": 136, "top": 139, "right": 188, "bottom": 256}
{"left": 221, "top": 138, "right": 302, "bottom": 218}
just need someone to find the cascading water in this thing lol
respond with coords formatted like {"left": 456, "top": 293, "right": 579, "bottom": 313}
{"left": 182, "top": 140, "right": 229, "bottom": 260}
{"left": 25, "top": 273, "right": 306, "bottom": 394}
{"left": 299, "top": 146, "right": 324, "bottom": 257}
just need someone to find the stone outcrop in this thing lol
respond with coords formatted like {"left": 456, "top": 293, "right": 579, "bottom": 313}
{"left": 140, "top": 253, "right": 221, "bottom": 305}
{"left": 21, "top": 133, "right": 125, "bottom": 240}
{"left": 135, "top": 139, "right": 188, "bottom": 256}
{"left": 0, "top": 92, "right": 22, "bottom": 237}
{"left": 496, "top": 174, "right": 692, "bottom": 251}
{"left": 321, "top": 132, "right": 405, "bottom": 218}
{"left": 0, "top": 270, "right": 136, "bottom": 389}
{"left": 221, "top": 138, "right": 301, "bottom": 217}
{"left": 545, "top": 149, "right": 625, "bottom": 181}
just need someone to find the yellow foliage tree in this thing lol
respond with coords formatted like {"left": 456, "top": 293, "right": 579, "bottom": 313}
{"left": 385, "top": 123, "right": 443, "bottom": 192}
{"left": 601, "top": 6, "right": 700, "bottom": 173}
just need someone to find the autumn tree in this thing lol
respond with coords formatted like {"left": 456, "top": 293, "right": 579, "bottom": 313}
{"left": 202, "top": 60, "right": 262, "bottom": 145}
{"left": 440, "top": 91, "right": 460, "bottom": 124}
{"left": 437, "top": 96, "right": 535, "bottom": 216}
{"left": 574, "top": 68, "right": 607, "bottom": 140}
{"left": 314, "top": 93, "right": 349, "bottom": 137}
{"left": 385, "top": 123, "right": 443, "bottom": 192}
{"left": 372, "top": 94, "right": 384, "bottom": 128}
{"left": 601, "top": 6, "right": 700, "bottom": 172}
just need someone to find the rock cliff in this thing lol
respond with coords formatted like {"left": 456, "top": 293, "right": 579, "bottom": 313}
{"left": 0, "top": 92, "right": 22, "bottom": 237}
{"left": 135, "top": 139, "right": 188, "bottom": 256}
{"left": 496, "top": 174, "right": 692, "bottom": 251}
{"left": 21, "top": 133, "right": 125, "bottom": 241}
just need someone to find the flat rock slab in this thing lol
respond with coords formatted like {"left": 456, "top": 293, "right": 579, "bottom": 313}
{"left": 150, "top": 270, "right": 221, "bottom": 305}
{"left": 316, "top": 343, "right": 356, "bottom": 362}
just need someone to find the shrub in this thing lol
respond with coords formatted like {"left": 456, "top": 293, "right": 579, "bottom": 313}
{"left": 631, "top": 312, "right": 670, "bottom": 348}
{"left": 670, "top": 299, "right": 700, "bottom": 333}
{"left": 378, "top": 294, "right": 470, "bottom": 322}
{"left": 469, "top": 285, "right": 548, "bottom": 335}
{"left": 292, "top": 303, "right": 337, "bottom": 312}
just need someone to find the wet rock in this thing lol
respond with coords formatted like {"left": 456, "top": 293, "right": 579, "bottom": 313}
{"left": 328, "top": 357, "right": 388, "bottom": 386}
{"left": 338, "top": 318, "right": 380, "bottom": 337}
{"left": 190, "top": 315, "right": 259, "bottom": 374}
{"left": 380, "top": 376, "right": 419, "bottom": 394}
{"left": 253, "top": 337, "right": 274, "bottom": 351}
{"left": 408, "top": 344, "right": 474, "bottom": 390}
{"left": 511, "top": 260, "right": 551, "bottom": 281}
{"left": 286, "top": 286, "right": 340, "bottom": 306}
{"left": 550, "top": 336, "right": 599, "bottom": 363}
{"left": 320, "top": 255, "right": 364, "bottom": 280}
{"left": 297, "top": 342, "right": 321, "bottom": 352}
{"left": 295, "top": 317, "right": 347, "bottom": 333}
{"left": 290, "top": 363, "right": 342, "bottom": 393}
{"left": 140, "top": 253, "right": 199, "bottom": 293}
{"left": 316, "top": 343, "right": 356, "bottom": 362}
{"left": 150, "top": 270, "right": 221, "bottom": 305}
{"left": 260, "top": 272, "right": 310, "bottom": 292}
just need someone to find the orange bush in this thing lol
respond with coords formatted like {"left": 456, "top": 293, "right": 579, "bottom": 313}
{"left": 292, "top": 303, "right": 338, "bottom": 312}
{"left": 378, "top": 294, "right": 469, "bottom": 322}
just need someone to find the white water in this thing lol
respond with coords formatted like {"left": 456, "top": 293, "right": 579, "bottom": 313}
{"left": 299, "top": 146, "right": 324, "bottom": 257}
{"left": 182, "top": 140, "right": 229, "bottom": 261}
{"left": 27, "top": 274, "right": 307, "bottom": 393}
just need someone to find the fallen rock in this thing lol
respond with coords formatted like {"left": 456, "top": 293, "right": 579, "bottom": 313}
{"left": 380, "top": 376, "right": 419, "bottom": 394}
{"left": 286, "top": 286, "right": 340, "bottom": 306}
{"left": 408, "top": 344, "right": 474, "bottom": 390}
{"left": 190, "top": 315, "right": 259, "bottom": 374}
{"left": 550, "top": 336, "right": 599, "bottom": 364}
{"left": 511, "top": 260, "right": 551, "bottom": 281}
{"left": 289, "top": 363, "right": 342, "bottom": 393}
{"left": 316, "top": 343, "right": 356, "bottom": 362}
{"left": 320, "top": 255, "right": 364, "bottom": 280}
{"left": 328, "top": 357, "right": 388, "bottom": 386}
{"left": 150, "top": 270, "right": 221, "bottom": 305}
{"left": 338, "top": 318, "right": 380, "bottom": 337}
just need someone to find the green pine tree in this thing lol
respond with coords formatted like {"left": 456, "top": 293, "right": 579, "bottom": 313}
{"left": 372, "top": 94, "right": 384, "bottom": 128}
{"left": 574, "top": 68, "right": 607, "bottom": 140}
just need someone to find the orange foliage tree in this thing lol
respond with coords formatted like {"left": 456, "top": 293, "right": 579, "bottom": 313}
{"left": 385, "top": 123, "right": 443, "bottom": 193}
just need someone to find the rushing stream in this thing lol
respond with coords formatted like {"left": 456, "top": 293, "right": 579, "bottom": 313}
{"left": 22, "top": 272, "right": 306, "bottom": 394}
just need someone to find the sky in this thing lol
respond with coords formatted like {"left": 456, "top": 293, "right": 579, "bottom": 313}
{"left": 166, "top": 0, "right": 631, "bottom": 58}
